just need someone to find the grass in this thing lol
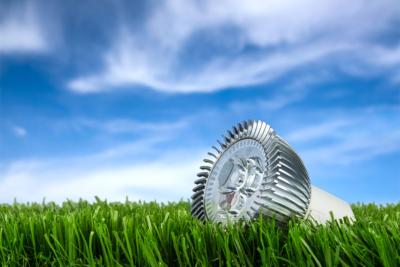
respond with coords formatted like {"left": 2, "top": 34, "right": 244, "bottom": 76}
{"left": 0, "top": 198, "right": 399, "bottom": 266}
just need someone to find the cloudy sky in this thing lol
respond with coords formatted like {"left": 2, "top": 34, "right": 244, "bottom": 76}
{"left": 0, "top": 0, "right": 399, "bottom": 204}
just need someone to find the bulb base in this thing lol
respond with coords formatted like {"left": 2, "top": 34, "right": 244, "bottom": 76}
{"left": 305, "top": 186, "right": 355, "bottom": 223}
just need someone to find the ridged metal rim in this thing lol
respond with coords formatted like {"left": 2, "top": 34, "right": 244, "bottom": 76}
{"left": 191, "top": 120, "right": 312, "bottom": 224}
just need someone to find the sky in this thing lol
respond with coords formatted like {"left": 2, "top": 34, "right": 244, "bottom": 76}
{"left": 0, "top": 0, "right": 399, "bottom": 204}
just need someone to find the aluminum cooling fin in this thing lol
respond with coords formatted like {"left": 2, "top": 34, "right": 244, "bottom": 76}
{"left": 191, "top": 120, "right": 355, "bottom": 224}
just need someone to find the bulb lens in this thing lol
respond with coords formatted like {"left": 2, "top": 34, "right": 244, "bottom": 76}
{"left": 204, "top": 139, "right": 266, "bottom": 222}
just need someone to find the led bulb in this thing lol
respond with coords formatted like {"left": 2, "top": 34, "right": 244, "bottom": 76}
{"left": 191, "top": 120, "right": 355, "bottom": 224}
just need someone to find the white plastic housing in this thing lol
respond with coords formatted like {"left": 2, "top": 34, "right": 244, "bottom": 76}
{"left": 306, "top": 186, "right": 355, "bottom": 224}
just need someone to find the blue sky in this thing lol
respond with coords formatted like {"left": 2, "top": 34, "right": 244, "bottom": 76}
{"left": 0, "top": 0, "right": 399, "bottom": 204}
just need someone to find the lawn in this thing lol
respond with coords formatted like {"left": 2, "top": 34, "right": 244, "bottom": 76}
{"left": 0, "top": 198, "right": 399, "bottom": 266}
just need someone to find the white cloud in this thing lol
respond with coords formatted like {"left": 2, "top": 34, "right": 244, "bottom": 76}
{"left": 0, "top": 116, "right": 206, "bottom": 204}
{"left": 0, "top": 130, "right": 204, "bottom": 203}
{"left": 286, "top": 120, "right": 350, "bottom": 143}
{"left": 0, "top": 2, "right": 47, "bottom": 53}
{"left": 301, "top": 129, "right": 400, "bottom": 165}
{"left": 68, "top": 0, "right": 400, "bottom": 93}
{"left": 286, "top": 107, "right": 400, "bottom": 166}
{"left": 67, "top": 117, "right": 190, "bottom": 134}
{"left": 0, "top": 152, "right": 201, "bottom": 203}
{"left": 49, "top": 116, "right": 194, "bottom": 162}
{"left": 12, "top": 126, "right": 27, "bottom": 137}
{"left": 68, "top": 40, "right": 353, "bottom": 93}
{"left": 1, "top": 106, "right": 399, "bottom": 203}
{"left": 229, "top": 74, "right": 329, "bottom": 112}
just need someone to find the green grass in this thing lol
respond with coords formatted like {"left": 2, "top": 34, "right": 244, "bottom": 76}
{"left": 0, "top": 198, "right": 399, "bottom": 266}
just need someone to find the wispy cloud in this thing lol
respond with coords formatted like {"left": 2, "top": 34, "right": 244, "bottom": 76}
{"left": 12, "top": 126, "right": 27, "bottom": 137}
{"left": 0, "top": 115, "right": 203, "bottom": 203}
{"left": 0, "top": 2, "right": 47, "bottom": 54}
{"left": 62, "top": 117, "right": 190, "bottom": 135}
{"left": 301, "top": 129, "right": 400, "bottom": 165}
{"left": 0, "top": 148, "right": 202, "bottom": 203}
{"left": 286, "top": 120, "right": 350, "bottom": 143}
{"left": 286, "top": 106, "right": 400, "bottom": 166}
{"left": 68, "top": 38, "right": 349, "bottom": 93}
{"left": 67, "top": 0, "right": 400, "bottom": 93}
{"left": 229, "top": 74, "right": 329, "bottom": 112}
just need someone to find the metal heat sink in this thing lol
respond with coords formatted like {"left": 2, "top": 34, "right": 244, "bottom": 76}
{"left": 191, "top": 120, "right": 355, "bottom": 224}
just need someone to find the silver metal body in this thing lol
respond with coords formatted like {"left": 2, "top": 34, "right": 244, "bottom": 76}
{"left": 191, "top": 120, "right": 355, "bottom": 224}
